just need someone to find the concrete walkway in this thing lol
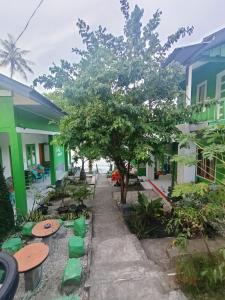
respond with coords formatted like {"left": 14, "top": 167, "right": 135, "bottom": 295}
{"left": 89, "top": 175, "right": 186, "bottom": 300}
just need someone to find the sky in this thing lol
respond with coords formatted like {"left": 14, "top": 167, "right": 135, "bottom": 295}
{"left": 0, "top": 0, "right": 225, "bottom": 89}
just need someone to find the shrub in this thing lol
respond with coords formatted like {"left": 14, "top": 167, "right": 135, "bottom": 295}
{"left": 125, "top": 192, "right": 169, "bottom": 239}
{"left": 176, "top": 249, "right": 225, "bottom": 299}
{"left": 0, "top": 166, "right": 14, "bottom": 240}
{"left": 67, "top": 184, "right": 92, "bottom": 205}
{"left": 168, "top": 183, "right": 225, "bottom": 238}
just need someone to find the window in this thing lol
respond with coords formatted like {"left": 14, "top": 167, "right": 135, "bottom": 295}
{"left": 197, "top": 148, "right": 215, "bottom": 181}
{"left": 196, "top": 81, "right": 207, "bottom": 103}
{"left": 217, "top": 72, "right": 225, "bottom": 99}
{"left": 26, "top": 144, "right": 36, "bottom": 168}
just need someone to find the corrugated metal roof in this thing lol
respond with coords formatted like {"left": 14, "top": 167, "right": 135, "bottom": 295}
{"left": 165, "top": 27, "right": 225, "bottom": 66}
{"left": 0, "top": 73, "right": 64, "bottom": 119}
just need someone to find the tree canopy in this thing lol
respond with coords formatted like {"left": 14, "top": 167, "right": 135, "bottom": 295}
{"left": 35, "top": 0, "right": 193, "bottom": 202}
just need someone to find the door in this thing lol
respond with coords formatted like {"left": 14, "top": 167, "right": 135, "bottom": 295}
{"left": 26, "top": 144, "right": 36, "bottom": 168}
{"left": 39, "top": 143, "right": 45, "bottom": 165}
{"left": 216, "top": 70, "right": 225, "bottom": 119}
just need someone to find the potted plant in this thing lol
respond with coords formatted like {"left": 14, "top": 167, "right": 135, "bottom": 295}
{"left": 68, "top": 184, "right": 92, "bottom": 213}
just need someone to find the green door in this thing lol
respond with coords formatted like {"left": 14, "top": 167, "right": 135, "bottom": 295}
{"left": 26, "top": 144, "right": 36, "bottom": 168}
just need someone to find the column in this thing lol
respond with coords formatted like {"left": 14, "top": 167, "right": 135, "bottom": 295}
{"left": 9, "top": 132, "right": 27, "bottom": 214}
{"left": 48, "top": 135, "right": 56, "bottom": 184}
{"left": 186, "top": 65, "right": 192, "bottom": 106}
{"left": 64, "top": 147, "right": 69, "bottom": 172}
{"left": 0, "top": 93, "right": 27, "bottom": 214}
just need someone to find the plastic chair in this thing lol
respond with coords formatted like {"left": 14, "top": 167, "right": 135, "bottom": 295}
{"left": 31, "top": 169, "right": 43, "bottom": 182}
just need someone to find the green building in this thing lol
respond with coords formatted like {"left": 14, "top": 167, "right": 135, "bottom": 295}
{"left": 0, "top": 73, "right": 70, "bottom": 214}
{"left": 167, "top": 27, "right": 225, "bottom": 184}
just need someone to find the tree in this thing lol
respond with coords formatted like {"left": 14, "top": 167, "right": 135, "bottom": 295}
{"left": 35, "top": 0, "right": 193, "bottom": 203}
{"left": 0, "top": 165, "right": 14, "bottom": 239}
{"left": 0, "top": 34, "right": 34, "bottom": 80}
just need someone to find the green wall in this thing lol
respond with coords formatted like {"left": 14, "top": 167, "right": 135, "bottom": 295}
{"left": 0, "top": 96, "right": 27, "bottom": 214}
{"left": 14, "top": 107, "right": 59, "bottom": 132}
{"left": 191, "top": 62, "right": 225, "bottom": 104}
{"left": 54, "top": 145, "right": 65, "bottom": 167}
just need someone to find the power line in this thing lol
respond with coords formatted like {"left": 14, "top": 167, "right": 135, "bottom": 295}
{"left": 15, "top": 0, "right": 45, "bottom": 44}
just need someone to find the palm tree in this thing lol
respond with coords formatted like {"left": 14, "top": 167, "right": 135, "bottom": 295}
{"left": 0, "top": 34, "right": 34, "bottom": 80}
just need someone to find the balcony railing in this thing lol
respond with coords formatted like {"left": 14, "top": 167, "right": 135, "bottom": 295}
{"left": 193, "top": 98, "right": 225, "bottom": 123}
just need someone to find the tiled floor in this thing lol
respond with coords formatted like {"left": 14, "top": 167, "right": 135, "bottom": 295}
{"left": 26, "top": 176, "right": 51, "bottom": 212}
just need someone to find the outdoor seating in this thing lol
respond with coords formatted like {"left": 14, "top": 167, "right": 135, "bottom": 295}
{"left": 31, "top": 169, "right": 44, "bottom": 182}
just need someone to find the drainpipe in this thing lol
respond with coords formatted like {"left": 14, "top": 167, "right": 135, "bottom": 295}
{"left": 186, "top": 65, "right": 192, "bottom": 106}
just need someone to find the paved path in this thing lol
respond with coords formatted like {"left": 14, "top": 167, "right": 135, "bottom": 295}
{"left": 89, "top": 175, "right": 186, "bottom": 300}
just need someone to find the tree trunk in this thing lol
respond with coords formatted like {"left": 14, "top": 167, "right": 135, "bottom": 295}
{"left": 120, "top": 175, "right": 126, "bottom": 204}
{"left": 80, "top": 159, "right": 86, "bottom": 181}
{"left": 88, "top": 160, "right": 93, "bottom": 174}
{"left": 119, "top": 162, "right": 130, "bottom": 204}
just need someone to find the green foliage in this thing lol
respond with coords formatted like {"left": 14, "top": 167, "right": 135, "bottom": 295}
{"left": 175, "top": 125, "right": 225, "bottom": 186}
{"left": 125, "top": 192, "right": 169, "bottom": 239}
{"left": 35, "top": 0, "right": 194, "bottom": 203}
{"left": 16, "top": 210, "right": 46, "bottom": 225}
{"left": 171, "top": 154, "right": 197, "bottom": 167}
{"left": 0, "top": 166, "right": 15, "bottom": 240}
{"left": 167, "top": 206, "right": 203, "bottom": 238}
{"left": 0, "top": 34, "right": 33, "bottom": 79}
{"left": 172, "top": 183, "right": 209, "bottom": 198}
{"left": 168, "top": 183, "right": 225, "bottom": 239}
{"left": 177, "top": 250, "right": 225, "bottom": 298}
{"left": 67, "top": 185, "right": 92, "bottom": 204}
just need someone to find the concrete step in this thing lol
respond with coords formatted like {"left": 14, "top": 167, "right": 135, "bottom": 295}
{"left": 91, "top": 234, "right": 148, "bottom": 266}
{"left": 89, "top": 276, "right": 185, "bottom": 300}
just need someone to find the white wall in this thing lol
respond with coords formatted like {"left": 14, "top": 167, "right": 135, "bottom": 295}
{"left": 21, "top": 133, "right": 49, "bottom": 169}
{"left": 177, "top": 142, "right": 196, "bottom": 183}
{"left": 0, "top": 133, "right": 11, "bottom": 178}
{"left": 146, "top": 155, "right": 155, "bottom": 180}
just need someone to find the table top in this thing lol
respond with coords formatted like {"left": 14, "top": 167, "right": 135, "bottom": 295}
{"left": 14, "top": 243, "right": 49, "bottom": 272}
{"left": 32, "top": 219, "right": 60, "bottom": 238}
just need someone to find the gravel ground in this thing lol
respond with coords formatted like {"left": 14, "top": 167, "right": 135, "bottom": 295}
{"left": 14, "top": 217, "right": 92, "bottom": 300}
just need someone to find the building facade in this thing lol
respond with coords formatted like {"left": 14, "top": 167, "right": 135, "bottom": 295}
{"left": 0, "top": 74, "right": 70, "bottom": 214}
{"left": 167, "top": 28, "right": 225, "bottom": 185}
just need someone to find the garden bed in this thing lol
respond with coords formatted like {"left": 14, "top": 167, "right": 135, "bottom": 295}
{"left": 13, "top": 214, "right": 92, "bottom": 300}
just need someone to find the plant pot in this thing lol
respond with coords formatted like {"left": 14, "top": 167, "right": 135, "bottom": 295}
{"left": 76, "top": 204, "right": 87, "bottom": 213}
{"left": 57, "top": 206, "right": 69, "bottom": 214}
{"left": 154, "top": 173, "right": 159, "bottom": 180}
{"left": 69, "top": 204, "right": 77, "bottom": 213}
{"left": 37, "top": 205, "right": 48, "bottom": 215}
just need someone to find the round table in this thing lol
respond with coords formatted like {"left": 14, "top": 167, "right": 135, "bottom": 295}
{"left": 32, "top": 219, "right": 61, "bottom": 254}
{"left": 32, "top": 219, "right": 60, "bottom": 238}
{"left": 14, "top": 243, "right": 49, "bottom": 291}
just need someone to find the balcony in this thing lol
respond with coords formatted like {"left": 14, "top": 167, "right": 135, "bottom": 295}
{"left": 193, "top": 98, "right": 225, "bottom": 123}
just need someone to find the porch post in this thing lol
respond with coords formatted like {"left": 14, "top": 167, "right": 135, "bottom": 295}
{"left": 64, "top": 147, "right": 69, "bottom": 172}
{"left": 186, "top": 65, "right": 192, "bottom": 106}
{"left": 49, "top": 135, "right": 56, "bottom": 184}
{"left": 0, "top": 93, "right": 27, "bottom": 214}
{"left": 9, "top": 131, "right": 27, "bottom": 214}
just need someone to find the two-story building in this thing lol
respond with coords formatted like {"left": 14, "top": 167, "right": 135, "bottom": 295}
{"left": 0, "top": 73, "right": 71, "bottom": 214}
{"left": 166, "top": 27, "right": 225, "bottom": 185}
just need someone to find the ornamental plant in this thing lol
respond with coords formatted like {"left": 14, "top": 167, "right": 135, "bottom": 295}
{"left": 0, "top": 165, "right": 14, "bottom": 240}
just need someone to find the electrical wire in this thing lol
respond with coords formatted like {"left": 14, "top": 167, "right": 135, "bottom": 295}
{"left": 15, "top": 0, "right": 45, "bottom": 44}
